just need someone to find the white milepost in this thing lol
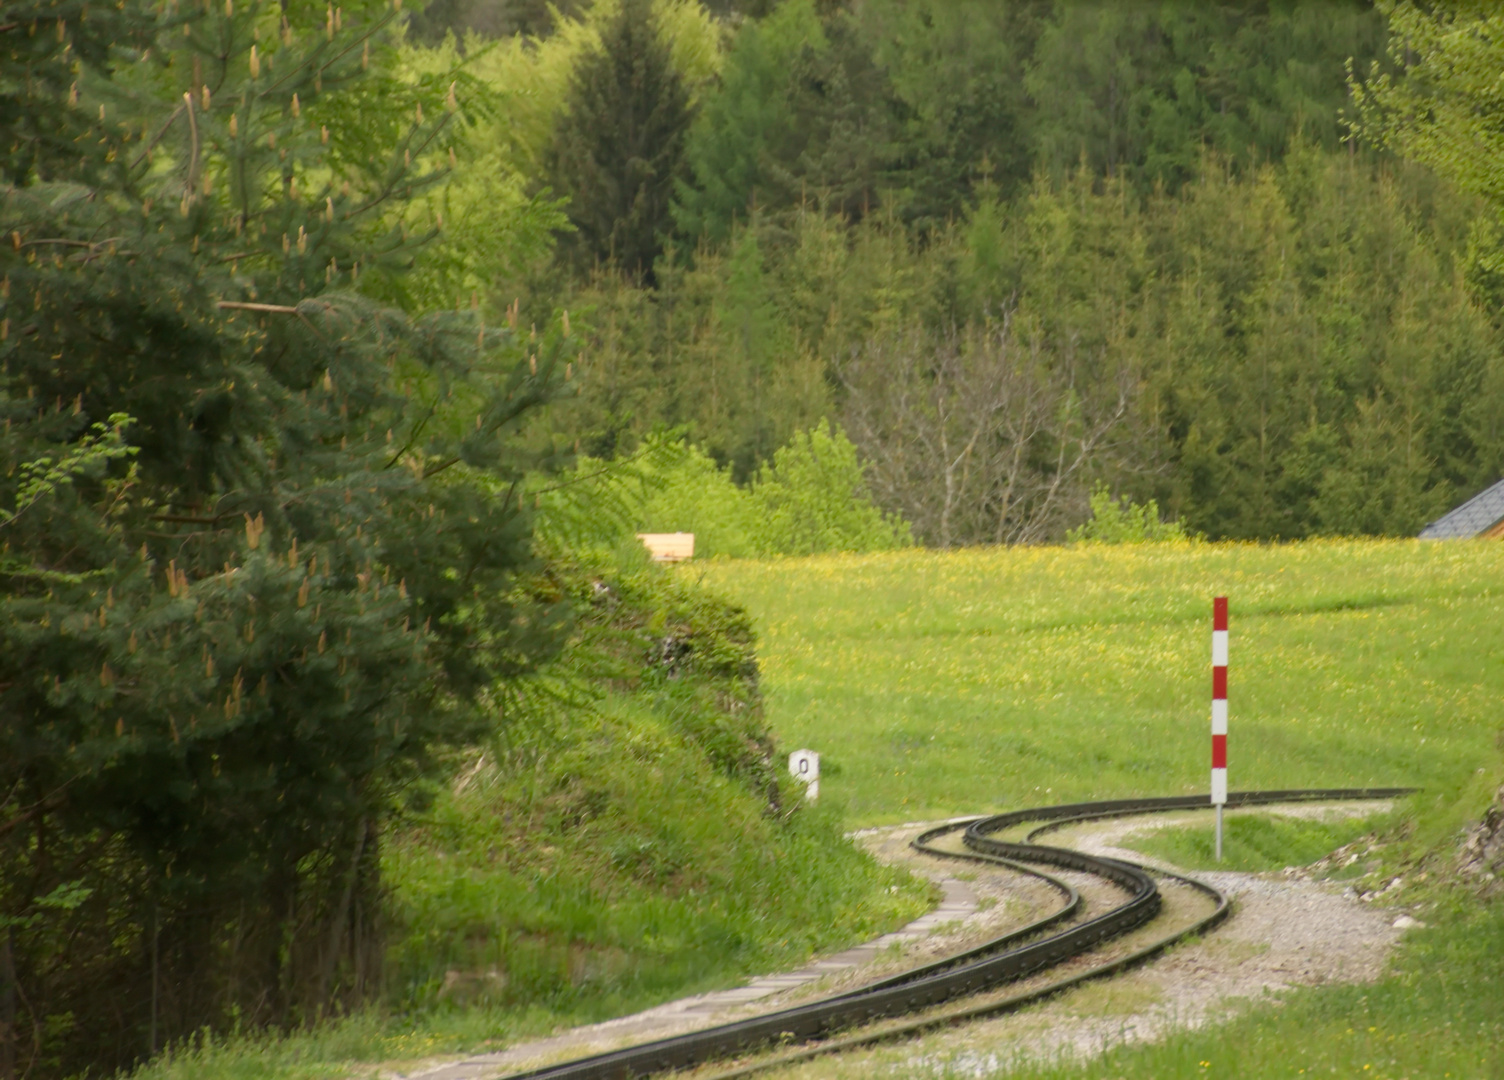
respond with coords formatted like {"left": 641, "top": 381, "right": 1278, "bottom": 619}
{"left": 1211, "top": 596, "right": 1228, "bottom": 861}
{"left": 788, "top": 749, "right": 820, "bottom": 801}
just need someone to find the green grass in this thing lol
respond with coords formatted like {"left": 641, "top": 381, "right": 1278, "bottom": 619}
{"left": 128, "top": 540, "right": 1504, "bottom": 1079}
{"left": 1003, "top": 895, "right": 1504, "bottom": 1080}
{"left": 695, "top": 540, "right": 1504, "bottom": 824}
{"left": 122, "top": 698, "right": 929, "bottom": 1080}
{"left": 381, "top": 695, "right": 930, "bottom": 1016}
{"left": 692, "top": 540, "right": 1504, "bottom": 1078}
{"left": 1125, "top": 809, "right": 1388, "bottom": 872}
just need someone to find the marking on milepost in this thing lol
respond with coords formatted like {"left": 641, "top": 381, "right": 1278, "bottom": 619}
{"left": 1211, "top": 596, "right": 1228, "bottom": 860}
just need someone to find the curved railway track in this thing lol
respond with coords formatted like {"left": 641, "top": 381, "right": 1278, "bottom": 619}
{"left": 504, "top": 788, "right": 1412, "bottom": 1080}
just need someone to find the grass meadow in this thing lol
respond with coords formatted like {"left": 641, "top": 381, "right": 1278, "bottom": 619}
{"left": 697, "top": 539, "right": 1504, "bottom": 1079}
{"left": 696, "top": 540, "right": 1504, "bottom": 828}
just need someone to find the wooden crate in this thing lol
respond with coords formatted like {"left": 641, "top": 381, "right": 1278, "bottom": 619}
{"left": 636, "top": 532, "right": 695, "bottom": 562}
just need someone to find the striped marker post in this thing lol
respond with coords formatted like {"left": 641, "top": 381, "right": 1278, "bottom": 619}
{"left": 1211, "top": 596, "right": 1228, "bottom": 860}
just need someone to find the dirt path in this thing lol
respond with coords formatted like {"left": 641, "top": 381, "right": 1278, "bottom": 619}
{"left": 378, "top": 802, "right": 1408, "bottom": 1080}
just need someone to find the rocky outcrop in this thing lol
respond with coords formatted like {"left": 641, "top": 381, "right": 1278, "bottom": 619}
{"left": 1458, "top": 784, "right": 1504, "bottom": 894}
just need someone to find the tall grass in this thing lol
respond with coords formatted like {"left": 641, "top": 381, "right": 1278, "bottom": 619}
{"left": 383, "top": 696, "right": 930, "bottom": 1014}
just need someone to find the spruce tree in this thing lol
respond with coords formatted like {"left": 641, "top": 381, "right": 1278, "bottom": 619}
{"left": 0, "top": 1, "right": 573, "bottom": 1073}
{"left": 544, "top": 0, "right": 692, "bottom": 282}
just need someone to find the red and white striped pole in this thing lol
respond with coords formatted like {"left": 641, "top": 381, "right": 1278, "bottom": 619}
{"left": 1211, "top": 596, "right": 1228, "bottom": 860}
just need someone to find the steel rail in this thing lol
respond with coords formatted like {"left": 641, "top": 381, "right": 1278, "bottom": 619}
{"left": 702, "top": 864, "right": 1231, "bottom": 1080}
{"left": 499, "top": 788, "right": 1412, "bottom": 1080}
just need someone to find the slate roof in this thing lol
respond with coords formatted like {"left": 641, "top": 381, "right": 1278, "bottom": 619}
{"left": 1418, "top": 478, "right": 1504, "bottom": 539}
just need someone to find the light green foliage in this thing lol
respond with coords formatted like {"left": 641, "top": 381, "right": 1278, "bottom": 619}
{"left": 1350, "top": 2, "right": 1504, "bottom": 209}
{"left": 539, "top": 424, "right": 909, "bottom": 560}
{"left": 752, "top": 420, "right": 912, "bottom": 556}
{"left": 391, "top": 0, "right": 721, "bottom": 301}
{"left": 1066, "top": 484, "right": 1192, "bottom": 545}
{"left": 1350, "top": 3, "right": 1504, "bottom": 326}
{"left": 638, "top": 442, "right": 762, "bottom": 559}
{"left": 386, "top": 40, "right": 570, "bottom": 310}
{"left": 400, "top": 0, "right": 720, "bottom": 178}
{"left": 0, "top": 414, "right": 136, "bottom": 530}
{"left": 536, "top": 425, "right": 905, "bottom": 564}
{"left": 534, "top": 438, "right": 762, "bottom": 560}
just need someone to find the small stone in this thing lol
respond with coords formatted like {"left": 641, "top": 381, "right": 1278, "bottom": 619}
{"left": 1392, "top": 914, "right": 1425, "bottom": 930}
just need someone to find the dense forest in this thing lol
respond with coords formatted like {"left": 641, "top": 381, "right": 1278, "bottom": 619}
{"left": 4, "top": 0, "right": 1504, "bottom": 1076}
{"left": 396, "top": 0, "right": 1504, "bottom": 545}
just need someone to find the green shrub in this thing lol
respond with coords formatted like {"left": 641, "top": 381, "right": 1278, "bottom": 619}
{"left": 751, "top": 420, "right": 913, "bottom": 556}
{"left": 639, "top": 442, "right": 762, "bottom": 558}
{"left": 1067, "top": 483, "right": 1194, "bottom": 544}
{"left": 541, "top": 422, "right": 911, "bottom": 560}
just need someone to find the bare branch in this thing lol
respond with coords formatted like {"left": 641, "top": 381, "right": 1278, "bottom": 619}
{"left": 216, "top": 301, "right": 299, "bottom": 314}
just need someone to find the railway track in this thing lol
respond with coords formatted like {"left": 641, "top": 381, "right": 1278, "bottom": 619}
{"left": 503, "top": 788, "right": 1412, "bottom": 1080}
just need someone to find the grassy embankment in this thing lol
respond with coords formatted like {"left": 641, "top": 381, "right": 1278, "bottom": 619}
{"left": 126, "top": 563, "right": 927, "bottom": 1080}
{"left": 696, "top": 540, "right": 1504, "bottom": 1078}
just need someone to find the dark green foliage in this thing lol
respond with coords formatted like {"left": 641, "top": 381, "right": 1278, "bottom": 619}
{"left": 676, "top": 0, "right": 893, "bottom": 242}
{"left": 407, "top": 0, "right": 582, "bottom": 46}
{"left": 0, "top": 1, "right": 574, "bottom": 1074}
{"left": 674, "top": 0, "right": 828, "bottom": 246}
{"left": 675, "top": 0, "right": 1384, "bottom": 242}
{"left": 544, "top": 0, "right": 693, "bottom": 282}
{"left": 1024, "top": 0, "right": 1388, "bottom": 192}
{"left": 857, "top": 0, "right": 1041, "bottom": 225}
{"left": 563, "top": 144, "right": 1503, "bottom": 544}
{"left": 0, "top": 0, "right": 159, "bottom": 187}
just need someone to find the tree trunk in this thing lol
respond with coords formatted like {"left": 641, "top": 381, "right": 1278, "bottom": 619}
{"left": 1, "top": 926, "right": 15, "bottom": 1080}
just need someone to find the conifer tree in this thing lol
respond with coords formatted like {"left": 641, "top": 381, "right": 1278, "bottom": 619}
{"left": 544, "top": 0, "right": 692, "bottom": 282}
{"left": 674, "top": 0, "right": 828, "bottom": 245}
{"left": 0, "top": 1, "right": 573, "bottom": 1073}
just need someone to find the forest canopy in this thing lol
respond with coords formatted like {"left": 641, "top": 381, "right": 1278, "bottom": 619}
{"left": 435, "top": 0, "right": 1499, "bottom": 544}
